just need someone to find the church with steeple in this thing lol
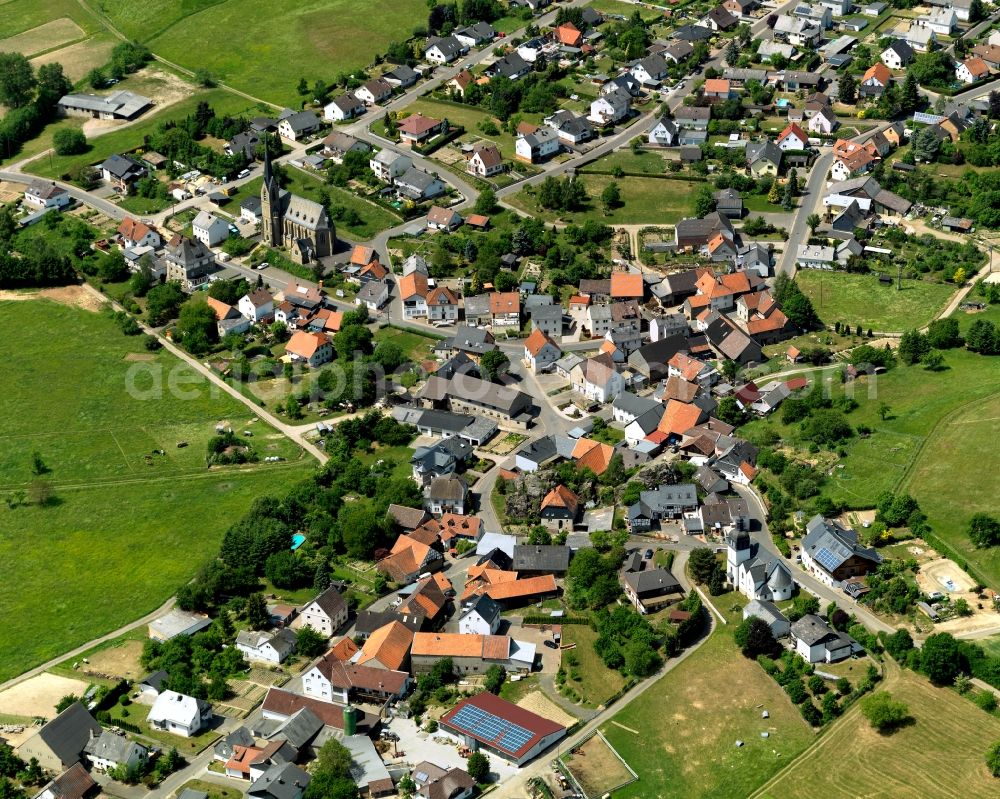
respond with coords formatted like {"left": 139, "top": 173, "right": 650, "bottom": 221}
{"left": 260, "top": 139, "right": 334, "bottom": 265}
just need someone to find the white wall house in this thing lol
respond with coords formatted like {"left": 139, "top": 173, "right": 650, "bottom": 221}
{"left": 147, "top": 691, "right": 212, "bottom": 737}
{"left": 192, "top": 211, "right": 229, "bottom": 247}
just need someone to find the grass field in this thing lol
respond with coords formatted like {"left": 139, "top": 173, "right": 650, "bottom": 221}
{"left": 373, "top": 326, "right": 439, "bottom": 363}
{"left": 0, "top": 0, "right": 104, "bottom": 40}
{"left": 755, "top": 666, "right": 1000, "bottom": 799}
{"left": 601, "top": 628, "right": 814, "bottom": 799}
{"left": 98, "top": 0, "right": 427, "bottom": 105}
{"left": 406, "top": 99, "right": 520, "bottom": 160}
{"left": 580, "top": 149, "right": 672, "bottom": 176}
{"left": 24, "top": 88, "right": 259, "bottom": 177}
{"left": 560, "top": 624, "right": 629, "bottom": 708}
{"left": 905, "top": 392, "right": 1000, "bottom": 589}
{"left": 795, "top": 270, "right": 956, "bottom": 333}
{"left": 0, "top": 299, "right": 313, "bottom": 682}
{"left": 509, "top": 174, "right": 701, "bottom": 226}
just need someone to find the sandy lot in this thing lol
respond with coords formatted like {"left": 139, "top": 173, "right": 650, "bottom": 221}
{"left": 0, "top": 18, "right": 84, "bottom": 56}
{"left": 917, "top": 557, "right": 978, "bottom": 594}
{"left": 838, "top": 509, "right": 875, "bottom": 529}
{"left": 0, "top": 285, "right": 106, "bottom": 312}
{"left": 86, "top": 639, "right": 146, "bottom": 680}
{"left": 79, "top": 67, "right": 194, "bottom": 137}
{"left": 564, "top": 733, "right": 635, "bottom": 798}
{"left": 125, "top": 352, "right": 157, "bottom": 362}
{"left": 517, "top": 690, "right": 577, "bottom": 728}
{"left": 0, "top": 180, "right": 27, "bottom": 203}
{"left": 0, "top": 673, "right": 90, "bottom": 718}
{"left": 31, "top": 37, "right": 115, "bottom": 82}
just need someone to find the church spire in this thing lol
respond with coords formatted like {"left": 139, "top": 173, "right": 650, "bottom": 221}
{"left": 262, "top": 131, "right": 273, "bottom": 184}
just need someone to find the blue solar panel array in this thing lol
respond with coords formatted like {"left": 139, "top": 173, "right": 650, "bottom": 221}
{"left": 815, "top": 547, "right": 842, "bottom": 572}
{"left": 449, "top": 705, "right": 535, "bottom": 754}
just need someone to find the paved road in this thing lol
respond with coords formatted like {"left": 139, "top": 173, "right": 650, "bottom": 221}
{"left": 776, "top": 151, "right": 833, "bottom": 275}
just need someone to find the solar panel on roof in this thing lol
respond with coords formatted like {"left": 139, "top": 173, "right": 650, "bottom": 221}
{"left": 448, "top": 705, "right": 535, "bottom": 755}
{"left": 815, "top": 547, "right": 841, "bottom": 572}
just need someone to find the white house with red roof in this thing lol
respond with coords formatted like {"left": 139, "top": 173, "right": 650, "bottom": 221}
{"left": 118, "top": 217, "right": 161, "bottom": 249}
{"left": 776, "top": 123, "right": 809, "bottom": 152}
{"left": 285, "top": 331, "right": 334, "bottom": 367}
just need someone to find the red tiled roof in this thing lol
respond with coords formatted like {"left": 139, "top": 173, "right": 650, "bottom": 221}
{"left": 440, "top": 693, "right": 566, "bottom": 760}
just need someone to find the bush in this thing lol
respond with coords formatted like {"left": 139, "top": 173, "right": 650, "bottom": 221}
{"left": 860, "top": 691, "right": 910, "bottom": 733}
{"left": 53, "top": 127, "right": 87, "bottom": 155}
{"left": 975, "top": 690, "right": 998, "bottom": 713}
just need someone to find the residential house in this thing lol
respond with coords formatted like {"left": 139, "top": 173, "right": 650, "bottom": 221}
{"left": 530, "top": 302, "right": 562, "bottom": 338}
{"left": 357, "top": 280, "right": 389, "bottom": 311}
{"left": 544, "top": 109, "right": 594, "bottom": 145}
{"left": 830, "top": 138, "right": 878, "bottom": 181}
{"left": 356, "top": 620, "right": 415, "bottom": 671}
{"left": 383, "top": 65, "right": 420, "bottom": 88}
{"left": 714, "top": 188, "right": 743, "bottom": 219}
{"left": 515, "top": 127, "right": 561, "bottom": 163}
{"left": 703, "top": 78, "right": 732, "bottom": 100}
{"left": 420, "top": 373, "right": 532, "bottom": 429}
{"left": 881, "top": 39, "right": 914, "bottom": 70}
{"left": 424, "top": 475, "right": 469, "bottom": 515}
{"left": 917, "top": 7, "right": 956, "bottom": 35}
{"left": 776, "top": 123, "right": 809, "bottom": 152}
{"left": 117, "top": 217, "right": 161, "bottom": 248}
{"left": 427, "top": 285, "right": 460, "bottom": 322}
{"left": 355, "top": 78, "right": 393, "bottom": 106}
{"left": 298, "top": 586, "right": 348, "bottom": 637}
{"left": 467, "top": 143, "right": 504, "bottom": 177}
{"left": 630, "top": 54, "right": 671, "bottom": 86}
{"left": 398, "top": 114, "right": 446, "bottom": 146}
{"left": 860, "top": 62, "right": 891, "bottom": 99}
{"left": 662, "top": 40, "right": 695, "bottom": 64}
{"left": 83, "top": 731, "right": 148, "bottom": 773}
{"left": 248, "top": 763, "right": 310, "bottom": 799}
{"left": 410, "top": 762, "right": 475, "bottom": 799}
{"left": 18, "top": 703, "right": 102, "bottom": 773}
{"left": 957, "top": 57, "right": 990, "bottom": 84}
{"left": 801, "top": 515, "right": 882, "bottom": 587}
{"left": 32, "top": 764, "right": 97, "bottom": 799}
{"left": 24, "top": 180, "right": 71, "bottom": 210}
{"left": 436, "top": 325, "right": 497, "bottom": 361}
{"left": 488, "top": 53, "right": 531, "bottom": 81}
{"left": 324, "top": 94, "right": 365, "bottom": 121}
{"left": 100, "top": 154, "right": 146, "bottom": 193}
{"left": 524, "top": 328, "right": 561, "bottom": 373}
{"left": 724, "top": 0, "right": 757, "bottom": 14}
{"left": 192, "top": 210, "right": 229, "bottom": 247}
{"left": 807, "top": 105, "right": 838, "bottom": 135}
{"left": 621, "top": 563, "right": 684, "bottom": 613}
{"left": 425, "top": 36, "right": 468, "bottom": 64}
{"left": 454, "top": 21, "right": 495, "bottom": 48}
{"left": 792, "top": 3, "right": 832, "bottom": 28}
{"left": 571, "top": 352, "right": 624, "bottom": 403}
{"left": 370, "top": 150, "right": 412, "bottom": 183}
{"left": 554, "top": 22, "right": 583, "bottom": 47}
{"left": 791, "top": 614, "right": 859, "bottom": 663}
{"left": 602, "top": 73, "right": 642, "bottom": 97}
{"left": 649, "top": 116, "right": 678, "bottom": 146}
{"left": 281, "top": 327, "right": 333, "bottom": 363}
{"left": 773, "top": 15, "right": 822, "bottom": 46}
{"left": 901, "top": 25, "right": 935, "bottom": 52}
{"left": 277, "top": 110, "right": 321, "bottom": 141}
{"left": 302, "top": 655, "right": 409, "bottom": 704}
{"left": 458, "top": 595, "right": 502, "bottom": 636}
{"left": 743, "top": 599, "right": 790, "bottom": 638}
{"left": 513, "top": 545, "right": 571, "bottom": 575}
{"left": 427, "top": 205, "right": 463, "bottom": 231}
{"left": 236, "top": 628, "right": 297, "bottom": 664}
{"left": 707, "top": 5, "right": 739, "bottom": 30}
{"left": 539, "top": 485, "right": 579, "bottom": 532}
{"left": 147, "top": 691, "right": 212, "bottom": 737}
{"left": 490, "top": 291, "right": 521, "bottom": 328}
{"left": 447, "top": 70, "right": 475, "bottom": 97}
{"left": 746, "top": 140, "right": 782, "bottom": 176}
{"left": 971, "top": 43, "right": 1000, "bottom": 69}
{"left": 626, "top": 484, "right": 699, "bottom": 531}
{"left": 410, "top": 633, "right": 535, "bottom": 675}
{"left": 589, "top": 88, "right": 631, "bottom": 125}
{"left": 164, "top": 235, "right": 215, "bottom": 289}
{"left": 395, "top": 167, "right": 446, "bottom": 200}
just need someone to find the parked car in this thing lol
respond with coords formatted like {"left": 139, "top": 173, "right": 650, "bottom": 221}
{"left": 644, "top": 549, "right": 654, "bottom": 560}
{"left": 543, "top": 640, "right": 558, "bottom": 649}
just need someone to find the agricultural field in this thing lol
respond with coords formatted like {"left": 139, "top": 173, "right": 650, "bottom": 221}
{"left": 601, "top": 628, "right": 814, "bottom": 799}
{"left": 795, "top": 270, "right": 956, "bottom": 333}
{"left": 755, "top": 666, "right": 1000, "bottom": 799}
{"left": 509, "top": 174, "right": 702, "bottom": 226}
{"left": 0, "top": 299, "right": 314, "bottom": 682}
{"left": 98, "top": 0, "right": 427, "bottom": 105}
{"left": 0, "top": 0, "right": 104, "bottom": 43}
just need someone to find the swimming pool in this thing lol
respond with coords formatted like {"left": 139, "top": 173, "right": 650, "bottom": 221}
{"left": 291, "top": 533, "right": 306, "bottom": 550}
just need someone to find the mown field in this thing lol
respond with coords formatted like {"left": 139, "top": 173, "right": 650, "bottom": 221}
{"left": 601, "top": 628, "right": 815, "bottom": 799}
{"left": 509, "top": 174, "right": 701, "bottom": 226}
{"left": 0, "top": 299, "right": 314, "bottom": 681}
{"left": 0, "top": 0, "right": 104, "bottom": 40}
{"left": 98, "top": 0, "right": 427, "bottom": 105}
{"left": 795, "top": 270, "right": 957, "bottom": 333}
{"left": 755, "top": 666, "right": 1000, "bottom": 799}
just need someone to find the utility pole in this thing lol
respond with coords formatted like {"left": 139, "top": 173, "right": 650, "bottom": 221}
{"left": 897, "top": 263, "right": 902, "bottom": 291}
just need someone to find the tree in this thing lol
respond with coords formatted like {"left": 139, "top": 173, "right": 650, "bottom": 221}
{"left": 901, "top": 72, "right": 920, "bottom": 114}
{"left": 474, "top": 187, "right": 498, "bottom": 215}
{"left": 483, "top": 664, "right": 505, "bottom": 694}
{"left": 920, "top": 632, "right": 962, "bottom": 685}
{"left": 912, "top": 125, "right": 941, "bottom": 162}
{"left": 53, "top": 128, "right": 87, "bottom": 156}
{"left": 734, "top": 616, "right": 779, "bottom": 658}
{"left": 295, "top": 626, "right": 327, "bottom": 657}
{"left": 29, "top": 451, "right": 48, "bottom": 476}
{"left": 689, "top": 547, "right": 719, "bottom": 584}
{"left": 969, "top": 513, "right": 1000, "bottom": 548}
{"left": 245, "top": 593, "right": 270, "bottom": 629}
{"left": 725, "top": 39, "right": 740, "bottom": 67}
{"left": 55, "top": 694, "right": 80, "bottom": 713}
{"left": 397, "top": 773, "right": 416, "bottom": 798}
{"left": 860, "top": 691, "right": 910, "bottom": 733}
{"left": 840, "top": 71, "right": 857, "bottom": 104}
{"left": 466, "top": 752, "right": 489, "bottom": 782}
{"left": 146, "top": 282, "right": 186, "bottom": 325}
{"left": 176, "top": 299, "right": 219, "bottom": 354}
{"left": 807, "top": 213, "right": 820, "bottom": 233}
{"left": 898, "top": 329, "right": 930, "bottom": 365}
{"left": 877, "top": 402, "right": 891, "bottom": 421}
{"left": 297, "top": 77, "right": 309, "bottom": 95}
{"left": 480, "top": 349, "right": 510, "bottom": 382}
{"left": 0, "top": 53, "right": 36, "bottom": 108}
{"left": 693, "top": 185, "right": 716, "bottom": 217}
{"left": 601, "top": 181, "right": 622, "bottom": 212}
{"left": 922, "top": 350, "right": 944, "bottom": 371}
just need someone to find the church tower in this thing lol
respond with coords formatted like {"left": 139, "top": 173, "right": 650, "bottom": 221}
{"left": 260, "top": 135, "right": 283, "bottom": 248}
{"left": 726, "top": 528, "right": 751, "bottom": 585}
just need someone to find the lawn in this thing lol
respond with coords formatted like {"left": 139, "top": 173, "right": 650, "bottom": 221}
{"left": 373, "top": 325, "right": 440, "bottom": 363}
{"left": 601, "top": 628, "right": 814, "bottom": 799}
{"left": 407, "top": 98, "right": 519, "bottom": 160}
{"left": 230, "top": 171, "right": 401, "bottom": 241}
{"left": 24, "top": 89, "right": 258, "bottom": 178}
{"left": 103, "top": 699, "right": 221, "bottom": 756}
{"left": 584, "top": 0, "right": 663, "bottom": 22}
{"left": 176, "top": 780, "right": 244, "bottom": 799}
{"left": 509, "top": 175, "right": 702, "bottom": 226}
{"left": 794, "top": 270, "right": 956, "bottom": 333}
{"left": 755, "top": 666, "right": 1000, "bottom": 799}
{"left": 0, "top": 299, "right": 314, "bottom": 682}
{"left": 560, "top": 624, "right": 628, "bottom": 708}
{"left": 97, "top": 0, "right": 427, "bottom": 105}
{"left": 580, "top": 149, "right": 671, "bottom": 176}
